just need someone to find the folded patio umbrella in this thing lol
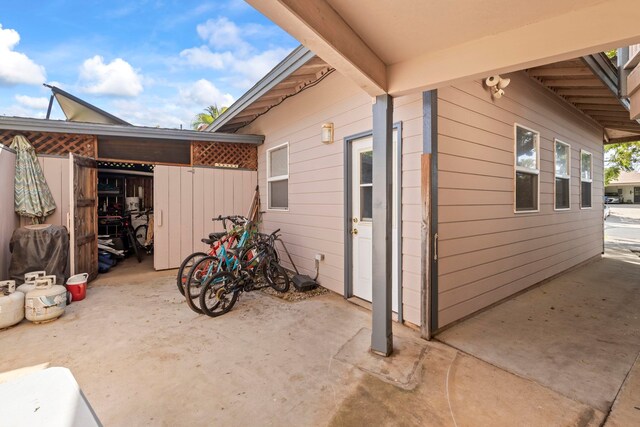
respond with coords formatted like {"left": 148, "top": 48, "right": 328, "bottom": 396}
{"left": 10, "top": 135, "right": 56, "bottom": 223}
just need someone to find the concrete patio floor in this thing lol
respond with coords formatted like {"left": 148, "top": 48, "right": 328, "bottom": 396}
{"left": 0, "top": 256, "right": 612, "bottom": 426}
{"left": 438, "top": 244, "right": 640, "bottom": 424}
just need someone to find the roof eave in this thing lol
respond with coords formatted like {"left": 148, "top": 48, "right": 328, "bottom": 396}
{"left": 0, "top": 116, "right": 264, "bottom": 145}
{"left": 206, "top": 45, "right": 315, "bottom": 132}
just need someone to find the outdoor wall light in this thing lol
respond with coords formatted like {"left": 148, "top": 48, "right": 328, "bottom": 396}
{"left": 321, "top": 122, "right": 334, "bottom": 144}
{"left": 485, "top": 75, "right": 511, "bottom": 99}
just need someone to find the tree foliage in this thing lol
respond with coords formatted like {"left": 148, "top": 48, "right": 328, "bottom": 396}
{"left": 192, "top": 104, "right": 228, "bottom": 130}
{"left": 604, "top": 141, "right": 640, "bottom": 185}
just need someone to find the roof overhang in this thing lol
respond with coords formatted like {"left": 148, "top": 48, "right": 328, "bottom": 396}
{"left": 526, "top": 53, "right": 640, "bottom": 143}
{"left": 207, "top": 46, "right": 333, "bottom": 133}
{"left": 0, "top": 116, "right": 264, "bottom": 144}
{"left": 247, "top": 0, "right": 640, "bottom": 97}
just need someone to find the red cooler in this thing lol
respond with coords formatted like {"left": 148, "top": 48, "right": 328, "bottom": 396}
{"left": 66, "top": 273, "right": 88, "bottom": 302}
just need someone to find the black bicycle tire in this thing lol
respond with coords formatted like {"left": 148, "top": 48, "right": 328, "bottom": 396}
{"left": 134, "top": 224, "right": 148, "bottom": 247}
{"left": 176, "top": 252, "right": 207, "bottom": 296}
{"left": 264, "top": 260, "right": 290, "bottom": 293}
{"left": 185, "top": 255, "right": 220, "bottom": 314}
{"left": 199, "top": 272, "right": 239, "bottom": 317}
{"left": 127, "top": 228, "right": 142, "bottom": 263}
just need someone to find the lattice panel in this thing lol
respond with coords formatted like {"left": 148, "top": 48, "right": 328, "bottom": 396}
{"left": 0, "top": 130, "right": 97, "bottom": 157}
{"left": 191, "top": 141, "right": 258, "bottom": 170}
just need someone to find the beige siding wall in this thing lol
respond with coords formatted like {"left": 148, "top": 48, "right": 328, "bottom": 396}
{"left": 437, "top": 72, "right": 604, "bottom": 327}
{"left": 0, "top": 146, "right": 17, "bottom": 279}
{"left": 242, "top": 72, "right": 424, "bottom": 326}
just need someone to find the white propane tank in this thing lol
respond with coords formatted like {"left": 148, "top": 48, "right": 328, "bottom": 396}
{"left": 25, "top": 278, "right": 66, "bottom": 323}
{"left": 17, "top": 271, "right": 47, "bottom": 294}
{"left": 18, "top": 274, "right": 56, "bottom": 295}
{"left": 0, "top": 280, "right": 25, "bottom": 329}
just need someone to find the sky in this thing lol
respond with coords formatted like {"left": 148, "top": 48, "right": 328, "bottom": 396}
{"left": 0, "top": 0, "right": 298, "bottom": 128}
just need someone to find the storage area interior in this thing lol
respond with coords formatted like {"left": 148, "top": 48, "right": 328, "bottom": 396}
{"left": 97, "top": 161, "right": 155, "bottom": 275}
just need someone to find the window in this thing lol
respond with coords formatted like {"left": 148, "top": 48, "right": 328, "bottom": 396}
{"left": 580, "top": 150, "right": 592, "bottom": 208}
{"left": 267, "top": 143, "right": 288, "bottom": 210}
{"left": 514, "top": 125, "right": 540, "bottom": 212}
{"left": 554, "top": 140, "right": 571, "bottom": 210}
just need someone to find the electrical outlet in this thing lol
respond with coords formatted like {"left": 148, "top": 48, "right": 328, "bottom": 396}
{"left": 315, "top": 253, "right": 325, "bottom": 262}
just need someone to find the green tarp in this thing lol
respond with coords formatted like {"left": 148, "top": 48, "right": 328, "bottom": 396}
{"left": 10, "top": 135, "right": 56, "bottom": 223}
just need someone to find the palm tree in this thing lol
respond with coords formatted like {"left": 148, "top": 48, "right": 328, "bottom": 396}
{"left": 192, "top": 104, "right": 228, "bottom": 131}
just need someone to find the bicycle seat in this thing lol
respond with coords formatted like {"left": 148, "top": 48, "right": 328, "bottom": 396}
{"left": 201, "top": 238, "right": 215, "bottom": 245}
{"left": 209, "top": 232, "right": 226, "bottom": 240}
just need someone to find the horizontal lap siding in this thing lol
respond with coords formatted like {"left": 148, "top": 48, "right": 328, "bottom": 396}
{"left": 242, "top": 73, "right": 424, "bottom": 326}
{"left": 437, "top": 72, "right": 604, "bottom": 327}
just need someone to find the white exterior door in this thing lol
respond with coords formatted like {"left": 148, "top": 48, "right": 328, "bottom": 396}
{"left": 351, "top": 135, "right": 399, "bottom": 312}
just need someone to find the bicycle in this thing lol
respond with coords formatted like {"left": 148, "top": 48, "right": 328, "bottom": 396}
{"left": 198, "top": 229, "right": 290, "bottom": 317}
{"left": 184, "top": 216, "right": 258, "bottom": 313}
{"left": 133, "top": 209, "right": 154, "bottom": 255}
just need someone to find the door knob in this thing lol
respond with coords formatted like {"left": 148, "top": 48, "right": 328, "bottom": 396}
{"left": 351, "top": 228, "right": 358, "bottom": 235}
{"left": 353, "top": 217, "right": 359, "bottom": 223}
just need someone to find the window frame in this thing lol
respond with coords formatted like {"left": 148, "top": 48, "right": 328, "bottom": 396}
{"left": 580, "top": 149, "right": 593, "bottom": 210}
{"left": 266, "top": 142, "right": 289, "bottom": 211}
{"left": 553, "top": 139, "right": 571, "bottom": 211}
{"left": 513, "top": 123, "right": 540, "bottom": 213}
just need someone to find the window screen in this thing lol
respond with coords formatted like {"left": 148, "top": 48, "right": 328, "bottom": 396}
{"left": 580, "top": 150, "right": 592, "bottom": 208}
{"left": 515, "top": 125, "right": 539, "bottom": 212}
{"left": 267, "top": 144, "right": 289, "bottom": 210}
{"left": 554, "top": 141, "right": 570, "bottom": 210}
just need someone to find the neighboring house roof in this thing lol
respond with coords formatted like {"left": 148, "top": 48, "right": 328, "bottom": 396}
{"left": 0, "top": 115, "right": 263, "bottom": 145}
{"left": 526, "top": 53, "right": 640, "bottom": 144}
{"left": 607, "top": 171, "right": 640, "bottom": 185}
{"left": 44, "top": 84, "right": 131, "bottom": 126}
{"left": 207, "top": 45, "right": 334, "bottom": 133}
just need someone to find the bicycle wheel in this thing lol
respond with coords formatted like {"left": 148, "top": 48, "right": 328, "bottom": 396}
{"left": 185, "top": 255, "right": 220, "bottom": 314}
{"left": 199, "top": 272, "right": 239, "bottom": 317}
{"left": 176, "top": 252, "right": 207, "bottom": 296}
{"left": 126, "top": 228, "right": 142, "bottom": 263}
{"left": 134, "top": 224, "right": 148, "bottom": 247}
{"left": 263, "top": 260, "right": 290, "bottom": 293}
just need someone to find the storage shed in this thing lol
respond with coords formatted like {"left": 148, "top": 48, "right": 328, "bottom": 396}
{"left": 0, "top": 115, "right": 262, "bottom": 280}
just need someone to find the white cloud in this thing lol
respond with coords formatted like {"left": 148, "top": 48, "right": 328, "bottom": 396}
{"left": 179, "top": 47, "right": 231, "bottom": 69}
{"left": 79, "top": 55, "right": 143, "bottom": 97}
{"left": 0, "top": 24, "right": 46, "bottom": 85}
{"left": 15, "top": 94, "right": 49, "bottom": 110}
{"left": 179, "top": 79, "right": 234, "bottom": 108}
{"left": 180, "top": 45, "right": 291, "bottom": 90}
{"left": 196, "top": 17, "right": 249, "bottom": 52}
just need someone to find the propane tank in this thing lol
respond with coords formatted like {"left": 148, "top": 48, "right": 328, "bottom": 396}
{"left": 25, "top": 277, "right": 66, "bottom": 323}
{"left": 18, "top": 274, "right": 56, "bottom": 295}
{"left": 0, "top": 280, "right": 25, "bottom": 329}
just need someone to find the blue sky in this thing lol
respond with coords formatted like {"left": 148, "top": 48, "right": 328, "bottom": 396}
{"left": 0, "top": 0, "right": 297, "bottom": 128}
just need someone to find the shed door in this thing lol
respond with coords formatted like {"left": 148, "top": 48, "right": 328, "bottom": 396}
{"left": 69, "top": 153, "right": 98, "bottom": 279}
{"left": 153, "top": 165, "right": 257, "bottom": 270}
{"left": 635, "top": 187, "right": 640, "bottom": 203}
{"left": 154, "top": 165, "right": 194, "bottom": 270}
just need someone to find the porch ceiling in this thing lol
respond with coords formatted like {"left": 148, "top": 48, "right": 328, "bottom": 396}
{"left": 247, "top": 0, "right": 640, "bottom": 96}
{"left": 526, "top": 57, "right": 640, "bottom": 143}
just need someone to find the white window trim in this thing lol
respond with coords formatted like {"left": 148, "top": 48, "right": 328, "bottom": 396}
{"left": 266, "top": 142, "right": 289, "bottom": 211}
{"left": 580, "top": 149, "right": 593, "bottom": 210}
{"left": 514, "top": 123, "right": 540, "bottom": 214}
{"left": 554, "top": 139, "right": 571, "bottom": 211}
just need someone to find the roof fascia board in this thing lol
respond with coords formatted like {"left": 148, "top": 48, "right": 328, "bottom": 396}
{"left": 207, "top": 45, "right": 315, "bottom": 132}
{"left": 0, "top": 116, "right": 264, "bottom": 145}
{"left": 45, "top": 84, "right": 131, "bottom": 125}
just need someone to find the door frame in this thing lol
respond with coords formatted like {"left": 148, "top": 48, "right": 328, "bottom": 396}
{"left": 343, "top": 122, "right": 403, "bottom": 322}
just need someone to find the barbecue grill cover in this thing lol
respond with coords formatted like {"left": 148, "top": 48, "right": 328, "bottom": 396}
{"left": 9, "top": 225, "right": 69, "bottom": 285}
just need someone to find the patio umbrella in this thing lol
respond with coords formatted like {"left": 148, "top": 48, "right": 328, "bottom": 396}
{"left": 10, "top": 134, "right": 56, "bottom": 223}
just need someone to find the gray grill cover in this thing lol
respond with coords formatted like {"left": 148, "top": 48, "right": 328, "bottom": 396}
{"left": 9, "top": 225, "right": 69, "bottom": 285}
